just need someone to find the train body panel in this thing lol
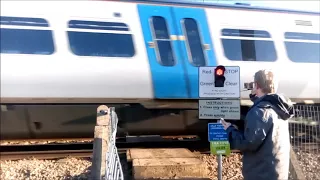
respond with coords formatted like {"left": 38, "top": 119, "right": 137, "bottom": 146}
{"left": 205, "top": 8, "right": 320, "bottom": 102}
{"left": 1, "top": 0, "right": 319, "bottom": 104}
{"left": 1, "top": 1, "right": 154, "bottom": 100}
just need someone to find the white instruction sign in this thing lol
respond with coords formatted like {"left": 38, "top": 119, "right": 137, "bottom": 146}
{"left": 199, "top": 66, "right": 240, "bottom": 98}
{"left": 199, "top": 99, "right": 241, "bottom": 120}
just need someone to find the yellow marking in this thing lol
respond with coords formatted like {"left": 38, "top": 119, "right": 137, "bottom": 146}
{"left": 304, "top": 100, "right": 315, "bottom": 104}
{"left": 148, "top": 41, "right": 155, "bottom": 48}
{"left": 203, "top": 44, "right": 210, "bottom": 50}
{"left": 178, "top": 35, "right": 185, "bottom": 41}
{"left": 170, "top": 35, "right": 178, "bottom": 40}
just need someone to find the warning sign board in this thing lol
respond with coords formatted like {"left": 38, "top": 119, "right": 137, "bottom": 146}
{"left": 199, "top": 99, "right": 241, "bottom": 120}
{"left": 208, "top": 123, "right": 231, "bottom": 156}
{"left": 210, "top": 141, "right": 231, "bottom": 156}
{"left": 208, "top": 123, "right": 228, "bottom": 141}
{"left": 199, "top": 66, "right": 240, "bottom": 98}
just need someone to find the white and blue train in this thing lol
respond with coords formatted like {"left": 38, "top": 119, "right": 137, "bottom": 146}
{"left": 0, "top": 0, "right": 319, "bottom": 139}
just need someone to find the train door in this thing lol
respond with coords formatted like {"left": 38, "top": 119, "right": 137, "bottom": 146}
{"left": 171, "top": 7, "right": 216, "bottom": 98}
{"left": 138, "top": 4, "right": 216, "bottom": 99}
{"left": 138, "top": 5, "right": 188, "bottom": 98}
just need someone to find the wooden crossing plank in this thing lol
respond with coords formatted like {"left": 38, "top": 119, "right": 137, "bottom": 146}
{"left": 133, "top": 157, "right": 206, "bottom": 180}
{"left": 127, "top": 148, "right": 196, "bottom": 162}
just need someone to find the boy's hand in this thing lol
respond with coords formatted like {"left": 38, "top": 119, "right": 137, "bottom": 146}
{"left": 221, "top": 118, "right": 231, "bottom": 130}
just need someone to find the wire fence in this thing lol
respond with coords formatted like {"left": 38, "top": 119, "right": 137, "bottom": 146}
{"left": 289, "top": 104, "right": 320, "bottom": 180}
{"left": 289, "top": 105, "right": 320, "bottom": 153}
{"left": 104, "top": 107, "right": 124, "bottom": 180}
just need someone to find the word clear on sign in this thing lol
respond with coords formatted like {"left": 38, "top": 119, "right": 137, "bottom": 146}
{"left": 199, "top": 66, "right": 240, "bottom": 98}
{"left": 210, "top": 141, "right": 231, "bottom": 156}
{"left": 208, "top": 123, "right": 230, "bottom": 156}
{"left": 199, "top": 99, "right": 241, "bottom": 120}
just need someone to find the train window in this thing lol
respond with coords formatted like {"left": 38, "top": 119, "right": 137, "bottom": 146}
{"left": 0, "top": 16, "right": 54, "bottom": 55}
{"left": 285, "top": 32, "right": 320, "bottom": 41}
{"left": 67, "top": 20, "right": 135, "bottom": 57}
{"left": 182, "top": 18, "right": 206, "bottom": 66}
{"left": 222, "top": 29, "right": 271, "bottom": 38}
{"left": 221, "top": 29, "right": 277, "bottom": 61}
{"left": 150, "top": 16, "right": 175, "bottom": 66}
{"left": 284, "top": 32, "right": 320, "bottom": 63}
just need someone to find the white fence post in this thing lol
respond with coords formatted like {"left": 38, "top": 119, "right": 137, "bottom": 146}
{"left": 104, "top": 107, "right": 124, "bottom": 180}
{"left": 91, "top": 105, "right": 124, "bottom": 180}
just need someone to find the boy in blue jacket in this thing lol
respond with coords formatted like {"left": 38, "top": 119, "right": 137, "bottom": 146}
{"left": 221, "top": 70, "right": 294, "bottom": 180}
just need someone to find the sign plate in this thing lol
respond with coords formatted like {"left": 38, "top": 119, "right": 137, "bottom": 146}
{"left": 208, "top": 123, "right": 228, "bottom": 141}
{"left": 208, "top": 123, "right": 230, "bottom": 155}
{"left": 199, "top": 66, "right": 240, "bottom": 98}
{"left": 199, "top": 99, "right": 241, "bottom": 120}
{"left": 210, "top": 141, "right": 231, "bottom": 156}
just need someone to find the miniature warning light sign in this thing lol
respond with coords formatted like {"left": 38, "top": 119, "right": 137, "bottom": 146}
{"left": 199, "top": 66, "right": 240, "bottom": 98}
{"left": 198, "top": 65, "right": 240, "bottom": 177}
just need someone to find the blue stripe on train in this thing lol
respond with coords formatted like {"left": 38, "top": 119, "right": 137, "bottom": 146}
{"left": 138, "top": 4, "right": 217, "bottom": 99}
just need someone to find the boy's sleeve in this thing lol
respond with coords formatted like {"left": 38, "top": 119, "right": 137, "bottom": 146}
{"left": 226, "top": 107, "right": 273, "bottom": 152}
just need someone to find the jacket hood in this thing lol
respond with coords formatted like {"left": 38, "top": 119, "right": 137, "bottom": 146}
{"left": 257, "top": 94, "right": 295, "bottom": 120}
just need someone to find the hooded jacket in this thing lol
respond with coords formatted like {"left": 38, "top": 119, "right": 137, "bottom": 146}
{"left": 226, "top": 93, "right": 294, "bottom": 180}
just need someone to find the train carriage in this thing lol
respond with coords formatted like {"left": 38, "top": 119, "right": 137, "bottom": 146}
{"left": 1, "top": 0, "right": 319, "bottom": 139}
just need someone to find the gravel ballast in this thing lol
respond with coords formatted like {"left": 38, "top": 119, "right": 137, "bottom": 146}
{"left": 200, "top": 153, "right": 243, "bottom": 180}
{"left": 295, "top": 150, "right": 320, "bottom": 180}
{"left": 0, "top": 157, "right": 92, "bottom": 180}
{"left": 1, "top": 151, "right": 319, "bottom": 179}
{"left": 0, "top": 153, "right": 244, "bottom": 180}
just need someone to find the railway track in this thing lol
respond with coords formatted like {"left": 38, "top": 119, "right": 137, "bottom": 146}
{"left": 0, "top": 136, "right": 211, "bottom": 160}
{"left": 2, "top": 133, "right": 317, "bottom": 161}
{"left": 0, "top": 149, "right": 93, "bottom": 161}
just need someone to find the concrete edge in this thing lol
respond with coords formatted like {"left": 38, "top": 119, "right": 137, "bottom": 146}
{"left": 289, "top": 145, "right": 305, "bottom": 180}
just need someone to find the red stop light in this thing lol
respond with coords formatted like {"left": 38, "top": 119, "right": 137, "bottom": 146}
{"left": 214, "top": 65, "right": 226, "bottom": 87}
{"left": 215, "top": 66, "right": 225, "bottom": 76}
{"left": 216, "top": 69, "right": 224, "bottom": 76}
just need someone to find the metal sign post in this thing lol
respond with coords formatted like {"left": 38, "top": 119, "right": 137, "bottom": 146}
{"left": 199, "top": 66, "right": 241, "bottom": 180}
{"left": 217, "top": 121, "right": 223, "bottom": 180}
{"left": 218, "top": 150, "right": 222, "bottom": 180}
{"left": 208, "top": 121, "right": 230, "bottom": 180}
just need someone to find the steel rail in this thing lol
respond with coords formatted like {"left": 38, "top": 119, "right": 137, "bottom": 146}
{"left": 0, "top": 149, "right": 93, "bottom": 161}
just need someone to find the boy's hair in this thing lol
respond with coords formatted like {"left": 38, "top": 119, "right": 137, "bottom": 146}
{"left": 254, "top": 70, "right": 277, "bottom": 94}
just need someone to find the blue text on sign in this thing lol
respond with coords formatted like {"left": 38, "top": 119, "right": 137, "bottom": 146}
{"left": 208, "top": 123, "right": 228, "bottom": 141}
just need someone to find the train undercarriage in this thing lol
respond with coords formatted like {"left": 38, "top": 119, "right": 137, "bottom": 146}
{"left": 0, "top": 103, "right": 250, "bottom": 140}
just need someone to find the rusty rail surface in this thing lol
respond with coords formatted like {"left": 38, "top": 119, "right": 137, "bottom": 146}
{"left": 0, "top": 150, "right": 93, "bottom": 161}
